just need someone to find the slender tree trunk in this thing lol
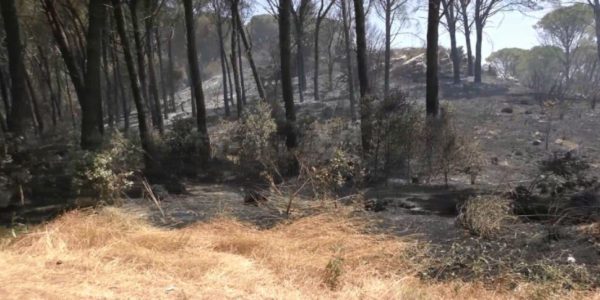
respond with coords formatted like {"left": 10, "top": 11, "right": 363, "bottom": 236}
{"left": 102, "top": 26, "right": 115, "bottom": 129}
{"left": 113, "top": 46, "right": 130, "bottom": 131}
{"left": 230, "top": 0, "right": 243, "bottom": 118}
{"left": 341, "top": 0, "right": 356, "bottom": 121}
{"left": 460, "top": 0, "right": 474, "bottom": 77}
{"left": 594, "top": 3, "right": 600, "bottom": 64}
{"left": 353, "top": 0, "right": 373, "bottom": 153}
{"left": 183, "top": 0, "right": 211, "bottom": 162}
{"left": 313, "top": 18, "right": 323, "bottom": 101}
{"left": 426, "top": 0, "right": 440, "bottom": 116}
{"left": 155, "top": 28, "right": 169, "bottom": 119}
{"left": 0, "top": 69, "right": 10, "bottom": 117}
{"left": 237, "top": 31, "right": 246, "bottom": 105}
{"left": 474, "top": 21, "right": 483, "bottom": 83}
{"left": 235, "top": 10, "right": 266, "bottom": 101}
{"left": 38, "top": 47, "right": 60, "bottom": 128}
{"left": 129, "top": 0, "right": 150, "bottom": 112}
{"left": 294, "top": 24, "right": 306, "bottom": 102}
{"left": 25, "top": 73, "right": 44, "bottom": 134}
{"left": 225, "top": 54, "right": 235, "bottom": 108}
{"left": 279, "top": 0, "right": 298, "bottom": 149}
{"left": 217, "top": 14, "right": 230, "bottom": 116}
{"left": 167, "top": 29, "right": 176, "bottom": 111}
{"left": 384, "top": 1, "right": 391, "bottom": 99}
{"left": 112, "top": 0, "right": 156, "bottom": 169}
{"left": 144, "top": 0, "right": 164, "bottom": 134}
{"left": 1, "top": 0, "right": 30, "bottom": 135}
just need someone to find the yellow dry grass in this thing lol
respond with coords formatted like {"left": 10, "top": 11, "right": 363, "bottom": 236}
{"left": 0, "top": 208, "right": 597, "bottom": 300}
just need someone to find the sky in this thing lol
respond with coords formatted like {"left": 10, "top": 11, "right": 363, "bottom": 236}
{"left": 251, "top": 1, "right": 557, "bottom": 61}
{"left": 396, "top": 4, "right": 555, "bottom": 60}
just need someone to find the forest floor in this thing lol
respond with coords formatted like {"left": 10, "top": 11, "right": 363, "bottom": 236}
{"left": 2, "top": 73, "right": 600, "bottom": 298}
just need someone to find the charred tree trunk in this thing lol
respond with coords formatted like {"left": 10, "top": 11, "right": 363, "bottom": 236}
{"left": 384, "top": 0, "right": 392, "bottom": 99}
{"left": 426, "top": 0, "right": 440, "bottom": 117}
{"left": 183, "top": 0, "right": 211, "bottom": 162}
{"left": 216, "top": 14, "right": 230, "bottom": 116}
{"left": 460, "top": 0, "right": 473, "bottom": 77}
{"left": 112, "top": 0, "right": 156, "bottom": 169}
{"left": 167, "top": 29, "right": 176, "bottom": 112}
{"left": 155, "top": 28, "right": 169, "bottom": 119}
{"left": 25, "top": 73, "right": 44, "bottom": 134}
{"left": 1, "top": 0, "right": 30, "bottom": 135}
{"left": 144, "top": 0, "right": 164, "bottom": 134}
{"left": 237, "top": 31, "right": 246, "bottom": 105}
{"left": 294, "top": 24, "right": 306, "bottom": 102}
{"left": 80, "top": 0, "right": 106, "bottom": 149}
{"left": 279, "top": 0, "right": 298, "bottom": 149}
{"left": 353, "top": 0, "right": 373, "bottom": 154}
{"left": 129, "top": 0, "right": 150, "bottom": 112}
{"left": 230, "top": 0, "right": 243, "bottom": 118}
{"left": 234, "top": 9, "right": 266, "bottom": 101}
{"left": 341, "top": 0, "right": 356, "bottom": 121}
{"left": 0, "top": 69, "right": 10, "bottom": 118}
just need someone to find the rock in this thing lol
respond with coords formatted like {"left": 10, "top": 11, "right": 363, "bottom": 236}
{"left": 514, "top": 150, "right": 524, "bottom": 156}
{"left": 532, "top": 139, "right": 542, "bottom": 146}
{"left": 244, "top": 189, "right": 268, "bottom": 206}
{"left": 501, "top": 107, "right": 513, "bottom": 114}
{"left": 151, "top": 184, "right": 169, "bottom": 200}
{"left": 491, "top": 157, "right": 499, "bottom": 165}
{"left": 365, "top": 198, "right": 389, "bottom": 212}
{"left": 524, "top": 110, "right": 533, "bottom": 115}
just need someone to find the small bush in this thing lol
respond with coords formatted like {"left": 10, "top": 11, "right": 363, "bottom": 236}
{"left": 72, "top": 131, "right": 141, "bottom": 202}
{"left": 457, "top": 195, "right": 516, "bottom": 238}
{"left": 236, "top": 101, "right": 277, "bottom": 169}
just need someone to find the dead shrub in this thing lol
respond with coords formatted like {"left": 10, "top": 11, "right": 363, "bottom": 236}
{"left": 457, "top": 195, "right": 516, "bottom": 238}
{"left": 419, "top": 106, "right": 485, "bottom": 186}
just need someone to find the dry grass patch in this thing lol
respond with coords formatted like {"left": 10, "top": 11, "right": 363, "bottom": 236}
{"left": 458, "top": 195, "right": 517, "bottom": 238}
{"left": 0, "top": 207, "right": 597, "bottom": 299}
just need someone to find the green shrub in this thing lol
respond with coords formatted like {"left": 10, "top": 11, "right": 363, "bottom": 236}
{"left": 72, "top": 131, "right": 141, "bottom": 202}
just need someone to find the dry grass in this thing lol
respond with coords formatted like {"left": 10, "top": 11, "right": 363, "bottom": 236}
{"left": 457, "top": 195, "right": 517, "bottom": 238}
{"left": 0, "top": 208, "right": 597, "bottom": 299}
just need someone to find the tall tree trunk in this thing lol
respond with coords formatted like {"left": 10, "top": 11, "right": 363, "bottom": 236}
{"left": 594, "top": 2, "right": 600, "bottom": 64}
{"left": 225, "top": 54, "right": 235, "bottom": 108}
{"left": 112, "top": 0, "right": 156, "bottom": 169}
{"left": 279, "top": 0, "right": 298, "bottom": 149}
{"left": 155, "top": 27, "right": 169, "bottom": 119}
{"left": 384, "top": 1, "right": 391, "bottom": 99}
{"left": 183, "top": 0, "right": 211, "bottom": 162}
{"left": 167, "top": 29, "right": 176, "bottom": 111}
{"left": 353, "top": 0, "right": 373, "bottom": 154}
{"left": 237, "top": 31, "right": 246, "bottom": 105}
{"left": 230, "top": 0, "right": 243, "bottom": 118}
{"left": 474, "top": 21, "right": 483, "bottom": 83}
{"left": 38, "top": 47, "right": 61, "bottom": 127}
{"left": 129, "top": 0, "right": 150, "bottom": 112}
{"left": 144, "top": 0, "right": 164, "bottom": 134}
{"left": 341, "top": 0, "right": 356, "bottom": 121}
{"left": 313, "top": 19, "right": 322, "bottom": 100}
{"left": 217, "top": 14, "right": 230, "bottom": 116}
{"left": 1, "top": 0, "right": 30, "bottom": 135}
{"left": 80, "top": 0, "right": 106, "bottom": 149}
{"left": 102, "top": 25, "right": 115, "bottom": 129}
{"left": 460, "top": 0, "right": 473, "bottom": 77}
{"left": 113, "top": 45, "right": 130, "bottom": 131}
{"left": 294, "top": 24, "right": 306, "bottom": 102}
{"left": 426, "top": 0, "right": 440, "bottom": 116}
{"left": 442, "top": 1, "right": 460, "bottom": 84}
{"left": 25, "top": 73, "right": 44, "bottom": 134}
{"left": 235, "top": 9, "right": 266, "bottom": 101}
{"left": 0, "top": 69, "right": 10, "bottom": 117}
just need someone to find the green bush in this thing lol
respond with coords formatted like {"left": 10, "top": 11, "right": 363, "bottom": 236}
{"left": 72, "top": 131, "right": 141, "bottom": 202}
